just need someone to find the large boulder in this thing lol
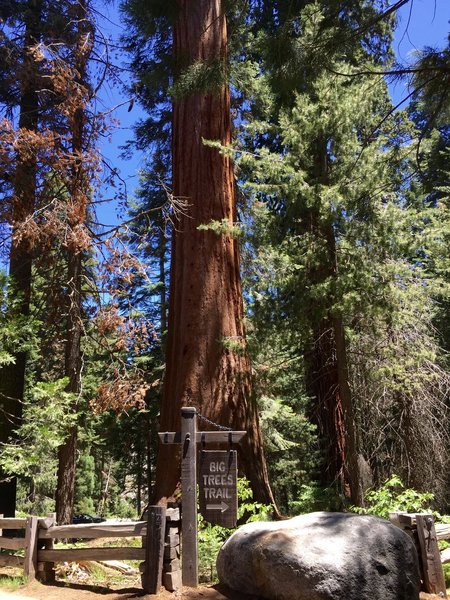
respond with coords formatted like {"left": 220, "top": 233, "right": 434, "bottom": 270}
{"left": 217, "top": 511, "right": 419, "bottom": 600}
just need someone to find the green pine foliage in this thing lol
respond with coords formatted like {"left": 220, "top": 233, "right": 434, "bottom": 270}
{"left": 0, "top": 272, "right": 38, "bottom": 366}
{"left": 236, "top": 2, "right": 450, "bottom": 508}
{"left": 0, "top": 378, "right": 76, "bottom": 514}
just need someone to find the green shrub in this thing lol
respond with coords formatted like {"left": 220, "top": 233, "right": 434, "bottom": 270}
{"left": 198, "top": 477, "right": 272, "bottom": 583}
{"left": 443, "top": 564, "right": 450, "bottom": 588}
{"left": 0, "top": 575, "right": 28, "bottom": 590}
{"left": 351, "top": 475, "right": 434, "bottom": 519}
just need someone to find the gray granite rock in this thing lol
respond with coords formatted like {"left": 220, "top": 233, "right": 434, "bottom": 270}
{"left": 217, "top": 511, "right": 419, "bottom": 600}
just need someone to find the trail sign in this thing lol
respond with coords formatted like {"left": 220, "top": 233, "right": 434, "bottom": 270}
{"left": 199, "top": 450, "right": 237, "bottom": 527}
{"left": 158, "top": 408, "right": 246, "bottom": 586}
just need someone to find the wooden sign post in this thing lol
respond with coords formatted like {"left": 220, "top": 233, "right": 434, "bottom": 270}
{"left": 159, "top": 407, "right": 245, "bottom": 588}
{"left": 180, "top": 407, "right": 197, "bottom": 587}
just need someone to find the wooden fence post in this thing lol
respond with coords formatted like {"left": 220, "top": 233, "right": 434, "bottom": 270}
{"left": 416, "top": 514, "right": 447, "bottom": 597}
{"left": 37, "top": 513, "right": 56, "bottom": 583}
{"left": 181, "top": 406, "right": 198, "bottom": 587}
{"left": 23, "top": 516, "right": 38, "bottom": 581}
{"left": 142, "top": 506, "right": 166, "bottom": 594}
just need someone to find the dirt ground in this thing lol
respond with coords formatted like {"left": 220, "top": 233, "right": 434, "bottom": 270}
{"left": 0, "top": 580, "right": 447, "bottom": 600}
{"left": 0, "top": 580, "right": 260, "bottom": 600}
{"left": 0, "top": 565, "right": 447, "bottom": 600}
{"left": 0, "top": 559, "right": 263, "bottom": 600}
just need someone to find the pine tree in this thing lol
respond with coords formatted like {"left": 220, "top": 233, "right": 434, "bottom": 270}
{"left": 237, "top": 2, "right": 450, "bottom": 507}
{"left": 0, "top": 0, "right": 107, "bottom": 519}
{"left": 55, "top": 0, "right": 95, "bottom": 525}
{"left": 235, "top": 1, "right": 396, "bottom": 505}
{"left": 0, "top": 0, "right": 43, "bottom": 516}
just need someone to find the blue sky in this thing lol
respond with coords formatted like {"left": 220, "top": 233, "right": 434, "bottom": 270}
{"left": 95, "top": 0, "right": 450, "bottom": 227}
{"left": 391, "top": 0, "right": 449, "bottom": 104}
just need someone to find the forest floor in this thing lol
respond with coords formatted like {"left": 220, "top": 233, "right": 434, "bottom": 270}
{"left": 0, "top": 564, "right": 259, "bottom": 600}
{"left": 0, "top": 579, "right": 258, "bottom": 600}
{"left": 0, "top": 575, "right": 447, "bottom": 600}
{"left": 0, "top": 585, "right": 447, "bottom": 600}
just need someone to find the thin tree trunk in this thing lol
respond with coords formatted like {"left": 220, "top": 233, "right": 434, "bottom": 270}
{"left": 154, "top": 0, "right": 275, "bottom": 508}
{"left": 55, "top": 0, "right": 91, "bottom": 524}
{"left": 159, "top": 227, "right": 167, "bottom": 338}
{"left": 55, "top": 250, "right": 82, "bottom": 524}
{"left": 305, "top": 320, "right": 346, "bottom": 488}
{"left": 0, "top": 0, "right": 42, "bottom": 517}
{"left": 333, "top": 314, "right": 363, "bottom": 505}
{"left": 304, "top": 140, "right": 362, "bottom": 505}
{"left": 136, "top": 443, "right": 142, "bottom": 516}
{"left": 146, "top": 410, "right": 153, "bottom": 504}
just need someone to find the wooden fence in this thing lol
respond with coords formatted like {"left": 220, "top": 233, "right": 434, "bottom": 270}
{"left": 390, "top": 512, "right": 450, "bottom": 598}
{"left": 0, "top": 507, "right": 171, "bottom": 594}
{"left": 3, "top": 509, "right": 448, "bottom": 595}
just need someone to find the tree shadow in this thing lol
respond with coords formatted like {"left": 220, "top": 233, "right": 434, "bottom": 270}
{"left": 43, "top": 580, "right": 144, "bottom": 597}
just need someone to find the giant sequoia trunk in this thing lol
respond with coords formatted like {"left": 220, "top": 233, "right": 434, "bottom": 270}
{"left": 0, "top": 0, "right": 42, "bottom": 517}
{"left": 154, "top": 0, "right": 275, "bottom": 507}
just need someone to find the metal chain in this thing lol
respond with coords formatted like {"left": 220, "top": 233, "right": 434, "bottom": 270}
{"left": 196, "top": 411, "right": 233, "bottom": 431}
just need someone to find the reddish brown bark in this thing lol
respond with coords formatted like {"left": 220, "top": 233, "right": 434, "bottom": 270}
{"left": 333, "top": 313, "right": 363, "bottom": 505}
{"left": 55, "top": 249, "right": 82, "bottom": 525}
{"left": 306, "top": 315, "right": 362, "bottom": 505}
{"left": 303, "top": 140, "right": 362, "bottom": 506}
{"left": 0, "top": 0, "right": 42, "bottom": 517}
{"left": 306, "top": 320, "right": 347, "bottom": 492}
{"left": 154, "top": 0, "right": 275, "bottom": 508}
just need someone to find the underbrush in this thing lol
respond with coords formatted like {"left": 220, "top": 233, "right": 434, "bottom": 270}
{"left": 350, "top": 475, "right": 435, "bottom": 519}
{"left": 54, "top": 558, "right": 141, "bottom": 589}
{"left": 0, "top": 572, "right": 28, "bottom": 590}
{"left": 198, "top": 477, "right": 272, "bottom": 583}
{"left": 53, "top": 536, "right": 142, "bottom": 588}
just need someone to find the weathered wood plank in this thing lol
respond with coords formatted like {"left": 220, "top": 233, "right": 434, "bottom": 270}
{"left": 24, "top": 516, "right": 39, "bottom": 581}
{"left": 38, "top": 547, "right": 146, "bottom": 562}
{"left": 441, "top": 547, "right": 450, "bottom": 564}
{"left": 416, "top": 514, "right": 447, "bottom": 597}
{"left": 0, "top": 518, "right": 27, "bottom": 529}
{"left": 0, "top": 537, "right": 26, "bottom": 550}
{"left": 142, "top": 505, "right": 166, "bottom": 594}
{"left": 435, "top": 523, "right": 450, "bottom": 541}
{"left": 181, "top": 407, "right": 198, "bottom": 587}
{"left": 397, "top": 513, "right": 417, "bottom": 527}
{"left": 390, "top": 513, "right": 450, "bottom": 539}
{"left": 166, "top": 507, "right": 180, "bottom": 521}
{"left": 38, "top": 521, "right": 147, "bottom": 540}
{"left": 38, "top": 516, "right": 56, "bottom": 530}
{"left": 158, "top": 431, "right": 246, "bottom": 445}
{"left": 0, "top": 554, "right": 24, "bottom": 568}
{"left": 37, "top": 513, "right": 56, "bottom": 584}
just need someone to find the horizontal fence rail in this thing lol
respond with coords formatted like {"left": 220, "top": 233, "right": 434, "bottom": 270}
{"left": 38, "top": 521, "right": 147, "bottom": 540}
{"left": 435, "top": 523, "right": 450, "bottom": 540}
{"left": 38, "top": 547, "right": 147, "bottom": 562}
{"left": 0, "top": 515, "right": 39, "bottom": 579}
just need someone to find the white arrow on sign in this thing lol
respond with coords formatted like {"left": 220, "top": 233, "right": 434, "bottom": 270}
{"left": 206, "top": 501, "right": 229, "bottom": 513}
